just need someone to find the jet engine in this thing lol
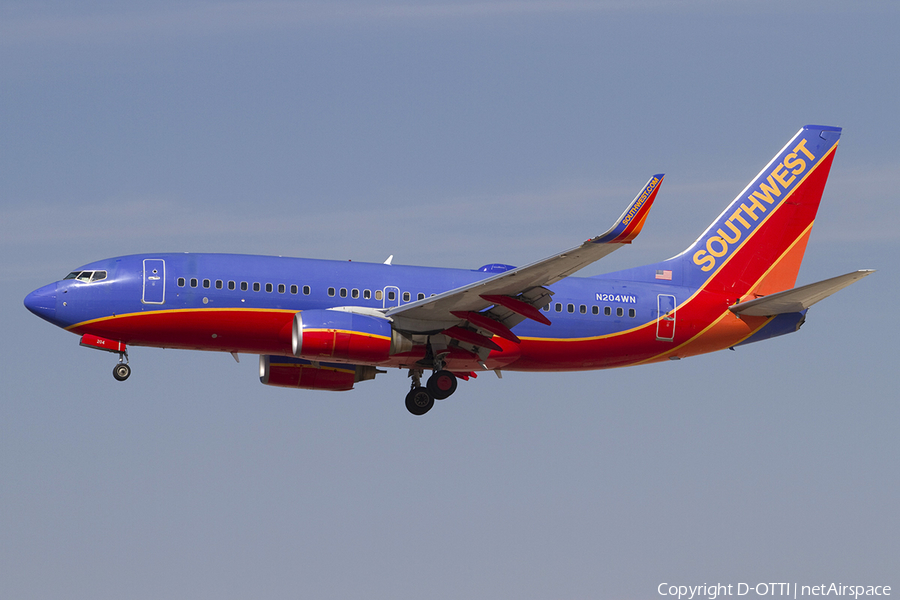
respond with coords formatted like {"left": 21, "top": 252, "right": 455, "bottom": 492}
{"left": 292, "top": 309, "right": 411, "bottom": 363}
{"left": 259, "top": 355, "right": 380, "bottom": 391}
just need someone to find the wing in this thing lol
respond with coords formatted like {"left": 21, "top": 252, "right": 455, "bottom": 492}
{"left": 386, "top": 174, "right": 664, "bottom": 341}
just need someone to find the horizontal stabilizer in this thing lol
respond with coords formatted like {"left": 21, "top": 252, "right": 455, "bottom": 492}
{"left": 730, "top": 270, "right": 874, "bottom": 316}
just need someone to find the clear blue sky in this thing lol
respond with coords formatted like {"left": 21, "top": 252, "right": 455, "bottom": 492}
{"left": 2, "top": 2, "right": 897, "bottom": 598}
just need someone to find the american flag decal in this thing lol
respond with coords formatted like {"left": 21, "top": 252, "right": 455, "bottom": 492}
{"left": 655, "top": 269, "right": 672, "bottom": 280}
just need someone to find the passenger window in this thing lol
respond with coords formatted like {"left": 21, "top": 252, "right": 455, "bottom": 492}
{"left": 290, "top": 284, "right": 298, "bottom": 294}
{"left": 328, "top": 287, "right": 335, "bottom": 297}
{"left": 363, "top": 289, "right": 371, "bottom": 299}
{"left": 604, "top": 306, "right": 611, "bottom": 316}
{"left": 417, "top": 293, "right": 425, "bottom": 301}
{"left": 351, "top": 289, "right": 359, "bottom": 299}
{"left": 240, "top": 282, "right": 248, "bottom": 291}
{"left": 617, "top": 307, "right": 624, "bottom": 317}
{"left": 388, "top": 291, "right": 396, "bottom": 301}
{"left": 402, "top": 292, "right": 410, "bottom": 302}
{"left": 215, "top": 280, "right": 223, "bottom": 289}
{"left": 376, "top": 290, "right": 383, "bottom": 300}
{"left": 303, "top": 285, "right": 310, "bottom": 295}
{"left": 203, "top": 279, "right": 210, "bottom": 288}
{"left": 177, "top": 277, "right": 186, "bottom": 287}
{"left": 228, "top": 281, "right": 236, "bottom": 290}
{"left": 579, "top": 305, "right": 586, "bottom": 314}
{"left": 592, "top": 306, "right": 599, "bottom": 315}
{"left": 190, "top": 278, "right": 198, "bottom": 288}
{"left": 265, "top": 283, "right": 273, "bottom": 293}
{"left": 253, "top": 282, "right": 260, "bottom": 292}
{"left": 278, "top": 284, "right": 285, "bottom": 294}
{"left": 340, "top": 288, "right": 348, "bottom": 298}
{"left": 628, "top": 308, "right": 636, "bottom": 318}
{"left": 555, "top": 303, "right": 562, "bottom": 312}
{"left": 542, "top": 304, "right": 550, "bottom": 312}
{"left": 567, "top": 304, "right": 575, "bottom": 313}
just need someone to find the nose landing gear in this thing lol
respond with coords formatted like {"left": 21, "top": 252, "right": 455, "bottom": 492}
{"left": 79, "top": 334, "right": 131, "bottom": 382}
{"left": 112, "top": 350, "right": 131, "bottom": 381}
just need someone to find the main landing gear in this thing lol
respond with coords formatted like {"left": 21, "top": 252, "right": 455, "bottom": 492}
{"left": 405, "top": 367, "right": 458, "bottom": 416}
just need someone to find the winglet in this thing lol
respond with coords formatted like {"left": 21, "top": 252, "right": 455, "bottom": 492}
{"left": 592, "top": 174, "right": 664, "bottom": 244}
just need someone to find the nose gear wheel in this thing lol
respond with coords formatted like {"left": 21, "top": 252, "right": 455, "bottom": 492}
{"left": 113, "top": 363, "right": 131, "bottom": 381}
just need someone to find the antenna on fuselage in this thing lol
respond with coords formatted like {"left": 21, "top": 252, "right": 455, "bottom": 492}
{"left": 384, "top": 255, "right": 393, "bottom": 265}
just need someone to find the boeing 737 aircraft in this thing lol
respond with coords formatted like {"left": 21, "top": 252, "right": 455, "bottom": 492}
{"left": 25, "top": 125, "right": 872, "bottom": 414}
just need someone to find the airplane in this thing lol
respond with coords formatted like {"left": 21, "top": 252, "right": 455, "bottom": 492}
{"left": 25, "top": 125, "right": 873, "bottom": 415}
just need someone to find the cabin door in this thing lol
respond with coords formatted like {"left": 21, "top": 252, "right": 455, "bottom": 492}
{"left": 142, "top": 259, "right": 166, "bottom": 305}
{"left": 656, "top": 294, "right": 676, "bottom": 341}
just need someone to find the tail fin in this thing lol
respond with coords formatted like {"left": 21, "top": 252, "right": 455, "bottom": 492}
{"left": 675, "top": 125, "right": 841, "bottom": 298}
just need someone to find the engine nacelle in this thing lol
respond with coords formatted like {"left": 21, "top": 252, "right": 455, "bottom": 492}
{"left": 259, "top": 355, "right": 380, "bottom": 391}
{"left": 292, "top": 309, "right": 411, "bottom": 364}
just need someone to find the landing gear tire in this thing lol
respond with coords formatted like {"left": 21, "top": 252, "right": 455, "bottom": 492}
{"left": 427, "top": 370, "right": 457, "bottom": 400}
{"left": 405, "top": 387, "right": 434, "bottom": 416}
{"left": 113, "top": 363, "right": 131, "bottom": 381}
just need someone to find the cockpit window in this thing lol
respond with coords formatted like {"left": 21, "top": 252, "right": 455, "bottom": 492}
{"left": 64, "top": 270, "right": 108, "bottom": 283}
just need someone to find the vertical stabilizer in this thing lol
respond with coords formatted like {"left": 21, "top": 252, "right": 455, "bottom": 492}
{"left": 673, "top": 125, "right": 841, "bottom": 298}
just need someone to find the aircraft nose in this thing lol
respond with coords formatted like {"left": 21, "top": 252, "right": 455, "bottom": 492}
{"left": 24, "top": 283, "right": 58, "bottom": 323}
